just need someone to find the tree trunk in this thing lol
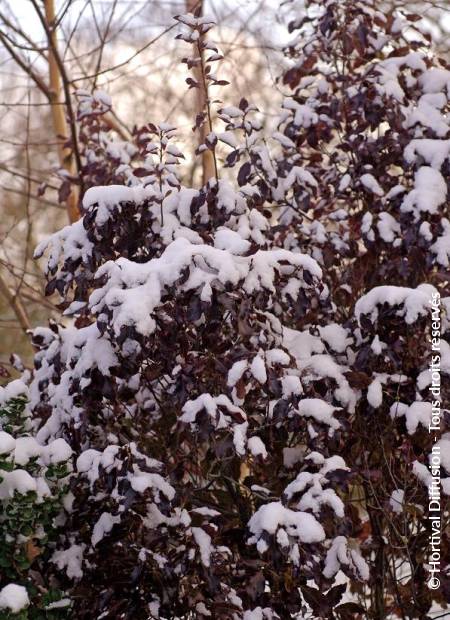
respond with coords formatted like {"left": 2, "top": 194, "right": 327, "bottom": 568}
{"left": 0, "top": 273, "right": 31, "bottom": 335}
{"left": 43, "top": 0, "right": 80, "bottom": 223}
{"left": 186, "top": 0, "right": 215, "bottom": 185}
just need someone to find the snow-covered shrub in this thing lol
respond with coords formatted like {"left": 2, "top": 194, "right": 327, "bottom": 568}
{"left": 0, "top": 381, "right": 71, "bottom": 618}
{"left": 16, "top": 1, "right": 450, "bottom": 618}
{"left": 266, "top": 0, "right": 450, "bottom": 616}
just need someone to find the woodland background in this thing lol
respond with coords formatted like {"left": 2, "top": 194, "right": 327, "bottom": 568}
{"left": 0, "top": 0, "right": 449, "bottom": 373}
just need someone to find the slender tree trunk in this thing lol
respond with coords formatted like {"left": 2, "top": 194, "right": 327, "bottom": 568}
{"left": 43, "top": 0, "right": 80, "bottom": 223}
{"left": 186, "top": 0, "right": 215, "bottom": 185}
{"left": 0, "top": 273, "right": 31, "bottom": 335}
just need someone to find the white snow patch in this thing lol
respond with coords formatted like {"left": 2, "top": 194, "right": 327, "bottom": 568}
{"left": 248, "top": 436, "right": 268, "bottom": 459}
{"left": 360, "top": 173, "right": 383, "bottom": 196}
{"left": 51, "top": 543, "right": 85, "bottom": 579}
{"left": 250, "top": 355, "right": 267, "bottom": 384}
{"left": 295, "top": 398, "right": 340, "bottom": 430}
{"left": 323, "top": 536, "right": 369, "bottom": 581}
{"left": 318, "top": 324, "right": 351, "bottom": 353}
{"left": 192, "top": 527, "right": 212, "bottom": 567}
{"left": 248, "top": 502, "right": 325, "bottom": 545}
{"left": 91, "top": 512, "right": 121, "bottom": 546}
{"left": 0, "top": 584, "right": 29, "bottom": 613}
{"left": 367, "top": 379, "right": 383, "bottom": 408}
{"left": 389, "top": 489, "right": 405, "bottom": 514}
{"left": 0, "top": 431, "right": 15, "bottom": 455}
{"left": 401, "top": 167, "right": 447, "bottom": 215}
{"left": 355, "top": 284, "right": 437, "bottom": 325}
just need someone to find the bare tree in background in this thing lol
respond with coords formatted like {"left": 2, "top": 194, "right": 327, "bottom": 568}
{"left": 0, "top": 0, "right": 448, "bottom": 375}
{"left": 0, "top": 0, "right": 285, "bottom": 375}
